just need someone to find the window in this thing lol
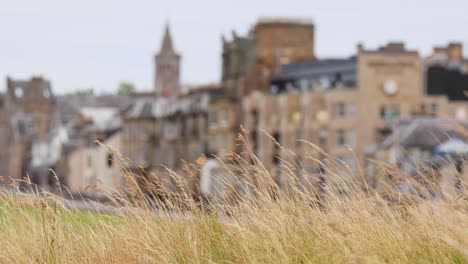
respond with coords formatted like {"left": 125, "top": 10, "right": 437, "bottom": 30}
{"left": 337, "top": 102, "right": 346, "bottom": 117}
{"left": 380, "top": 105, "right": 400, "bottom": 121}
{"left": 251, "top": 110, "right": 259, "bottom": 126}
{"left": 336, "top": 129, "right": 356, "bottom": 147}
{"left": 319, "top": 129, "right": 328, "bottom": 147}
{"left": 164, "top": 122, "right": 178, "bottom": 140}
{"left": 208, "top": 111, "right": 217, "bottom": 127}
{"left": 337, "top": 129, "right": 346, "bottom": 146}
{"left": 348, "top": 104, "right": 356, "bottom": 117}
{"left": 320, "top": 77, "right": 331, "bottom": 90}
{"left": 107, "top": 153, "right": 114, "bottom": 168}
{"left": 270, "top": 84, "right": 279, "bottom": 94}
{"left": 299, "top": 79, "right": 309, "bottom": 92}
{"left": 380, "top": 106, "right": 386, "bottom": 119}
{"left": 430, "top": 103, "right": 438, "bottom": 117}
{"left": 192, "top": 120, "right": 198, "bottom": 138}
{"left": 347, "top": 129, "right": 356, "bottom": 148}
{"left": 219, "top": 108, "right": 229, "bottom": 127}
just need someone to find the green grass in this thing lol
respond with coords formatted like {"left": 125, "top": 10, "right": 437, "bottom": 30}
{"left": 1, "top": 189, "right": 466, "bottom": 263}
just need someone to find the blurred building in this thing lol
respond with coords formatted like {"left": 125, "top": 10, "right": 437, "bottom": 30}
{"left": 154, "top": 23, "right": 181, "bottom": 97}
{"left": 63, "top": 107, "right": 123, "bottom": 197}
{"left": 242, "top": 43, "right": 417, "bottom": 173}
{"left": 206, "top": 88, "right": 241, "bottom": 158}
{"left": 245, "top": 18, "right": 315, "bottom": 94}
{"left": 0, "top": 76, "right": 54, "bottom": 184}
{"left": 221, "top": 18, "right": 315, "bottom": 98}
{"left": 27, "top": 94, "right": 130, "bottom": 195}
{"left": 121, "top": 84, "right": 218, "bottom": 192}
{"left": 365, "top": 117, "right": 468, "bottom": 194}
{"left": 425, "top": 42, "right": 468, "bottom": 97}
{"left": 3, "top": 18, "right": 467, "bottom": 199}
{"left": 242, "top": 41, "right": 467, "bottom": 183}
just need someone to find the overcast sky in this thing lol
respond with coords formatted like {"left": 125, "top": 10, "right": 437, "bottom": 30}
{"left": 1, "top": 0, "right": 467, "bottom": 94}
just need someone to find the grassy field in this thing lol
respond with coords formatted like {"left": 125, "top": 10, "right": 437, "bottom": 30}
{"left": 0, "top": 139, "right": 467, "bottom": 263}
{"left": 0, "top": 178, "right": 467, "bottom": 263}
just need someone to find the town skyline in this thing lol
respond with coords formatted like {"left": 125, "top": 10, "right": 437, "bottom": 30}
{"left": 1, "top": 0, "right": 468, "bottom": 94}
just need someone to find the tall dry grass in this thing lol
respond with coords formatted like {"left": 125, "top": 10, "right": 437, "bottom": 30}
{"left": 0, "top": 139, "right": 467, "bottom": 263}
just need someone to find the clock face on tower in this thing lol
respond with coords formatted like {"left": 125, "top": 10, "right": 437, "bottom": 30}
{"left": 383, "top": 80, "right": 398, "bottom": 96}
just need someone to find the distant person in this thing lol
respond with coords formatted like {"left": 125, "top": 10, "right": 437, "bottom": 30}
{"left": 199, "top": 151, "right": 219, "bottom": 210}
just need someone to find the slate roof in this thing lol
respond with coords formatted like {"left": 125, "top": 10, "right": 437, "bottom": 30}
{"left": 124, "top": 92, "right": 211, "bottom": 119}
{"left": 370, "top": 118, "right": 468, "bottom": 153}
{"left": 271, "top": 57, "right": 357, "bottom": 82}
{"left": 125, "top": 99, "right": 156, "bottom": 119}
{"left": 55, "top": 95, "right": 132, "bottom": 124}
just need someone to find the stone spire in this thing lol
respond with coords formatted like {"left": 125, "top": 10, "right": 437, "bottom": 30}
{"left": 154, "top": 22, "right": 181, "bottom": 97}
{"left": 159, "top": 23, "right": 175, "bottom": 55}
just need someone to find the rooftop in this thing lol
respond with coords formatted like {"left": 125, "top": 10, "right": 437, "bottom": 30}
{"left": 79, "top": 107, "right": 121, "bottom": 132}
{"left": 360, "top": 42, "right": 418, "bottom": 55}
{"left": 374, "top": 117, "right": 468, "bottom": 151}
{"left": 271, "top": 57, "right": 357, "bottom": 82}
{"left": 125, "top": 91, "right": 211, "bottom": 120}
{"left": 256, "top": 17, "right": 314, "bottom": 26}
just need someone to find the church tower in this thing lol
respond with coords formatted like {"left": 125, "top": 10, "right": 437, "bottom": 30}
{"left": 155, "top": 23, "right": 181, "bottom": 97}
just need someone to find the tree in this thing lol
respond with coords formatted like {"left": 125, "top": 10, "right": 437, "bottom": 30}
{"left": 117, "top": 82, "right": 135, "bottom": 96}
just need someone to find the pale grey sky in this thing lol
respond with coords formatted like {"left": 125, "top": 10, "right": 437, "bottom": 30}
{"left": 0, "top": 0, "right": 467, "bottom": 94}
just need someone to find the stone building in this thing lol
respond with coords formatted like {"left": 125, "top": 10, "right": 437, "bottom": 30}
{"left": 0, "top": 76, "right": 54, "bottom": 183}
{"left": 221, "top": 31, "right": 255, "bottom": 99}
{"left": 26, "top": 94, "right": 131, "bottom": 195}
{"left": 203, "top": 18, "right": 316, "bottom": 164}
{"left": 64, "top": 107, "right": 123, "bottom": 197}
{"left": 121, "top": 98, "right": 158, "bottom": 171}
{"left": 242, "top": 41, "right": 467, "bottom": 185}
{"left": 425, "top": 42, "right": 467, "bottom": 71}
{"left": 121, "top": 85, "right": 218, "bottom": 192}
{"left": 425, "top": 43, "right": 468, "bottom": 111}
{"left": 244, "top": 18, "right": 315, "bottom": 94}
{"left": 155, "top": 23, "right": 181, "bottom": 97}
{"left": 206, "top": 89, "right": 241, "bottom": 158}
{"left": 242, "top": 40, "right": 468, "bottom": 186}
{"left": 0, "top": 94, "right": 8, "bottom": 179}
{"left": 221, "top": 18, "right": 315, "bottom": 98}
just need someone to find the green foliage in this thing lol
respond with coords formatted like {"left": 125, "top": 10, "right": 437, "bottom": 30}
{"left": 117, "top": 82, "right": 135, "bottom": 96}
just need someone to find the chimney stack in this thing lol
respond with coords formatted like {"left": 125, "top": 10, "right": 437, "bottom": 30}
{"left": 447, "top": 42, "right": 463, "bottom": 60}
